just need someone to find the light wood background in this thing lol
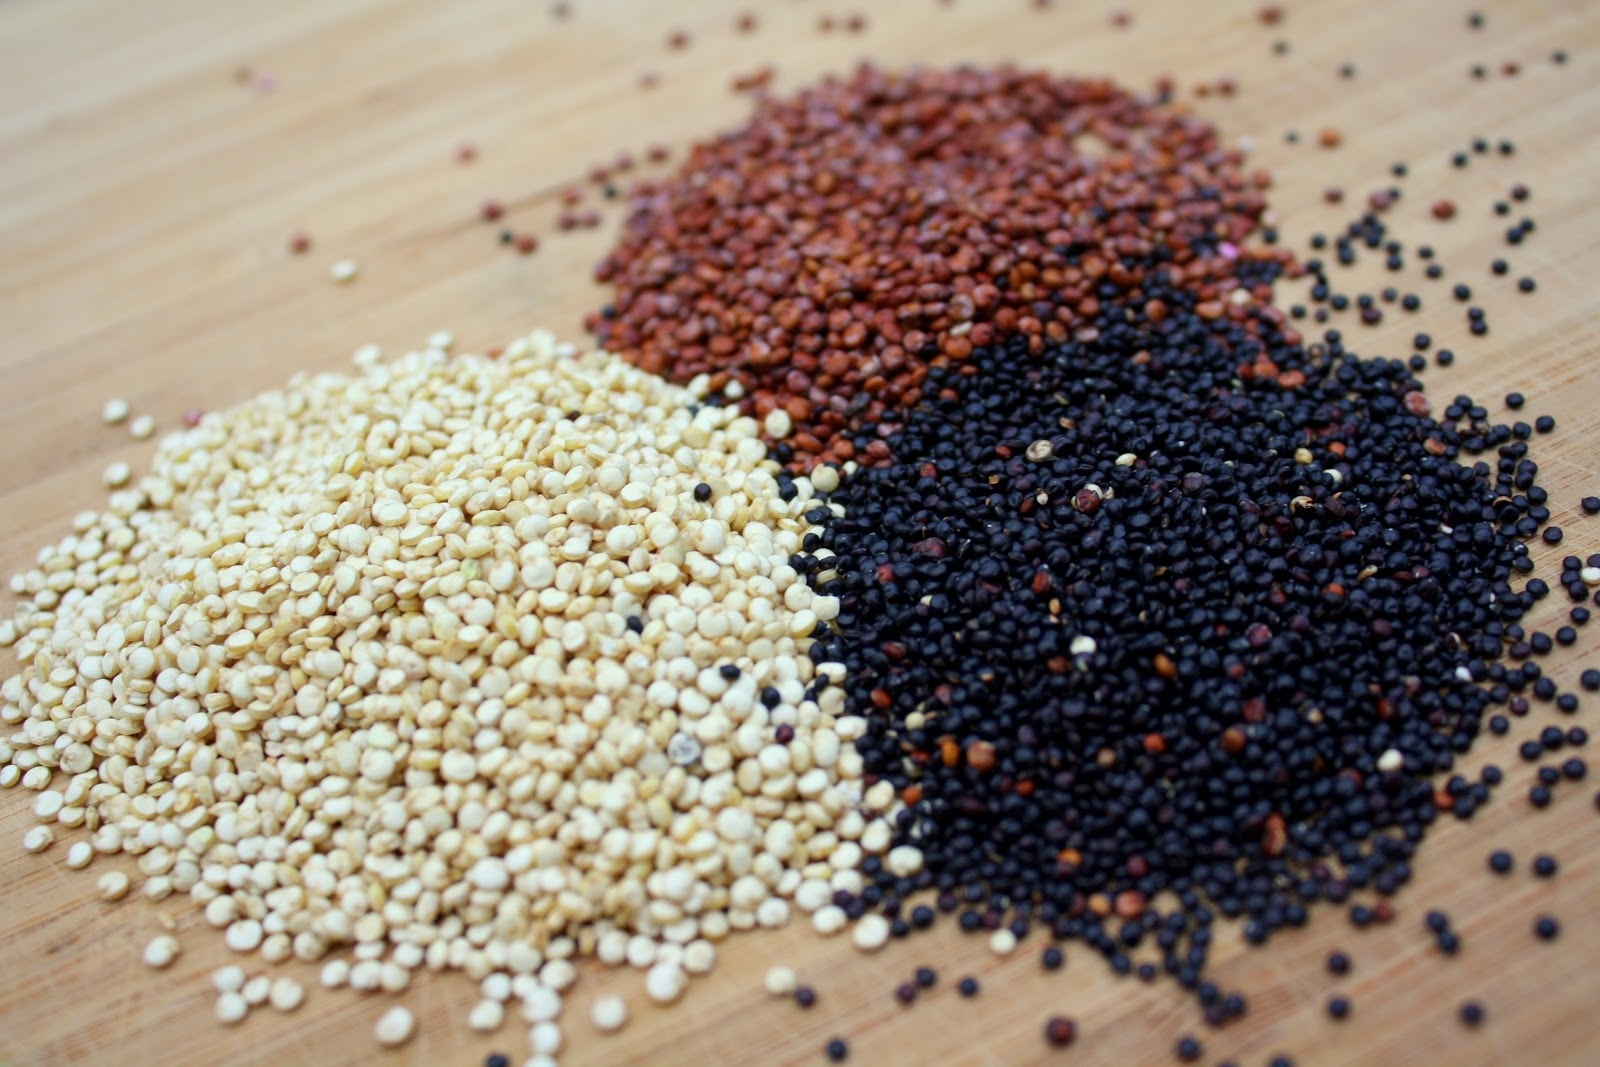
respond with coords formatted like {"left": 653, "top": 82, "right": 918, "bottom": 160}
{"left": 2, "top": 1, "right": 1599, "bottom": 1064}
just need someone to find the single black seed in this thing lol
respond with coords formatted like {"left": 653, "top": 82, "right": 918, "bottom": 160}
{"left": 915, "top": 966, "right": 938, "bottom": 988}
{"left": 958, "top": 977, "right": 980, "bottom": 997}
{"left": 826, "top": 1037, "right": 849, "bottom": 1061}
{"left": 693, "top": 482, "right": 712, "bottom": 502}
{"left": 1534, "top": 916, "right": 1560, "bottom": 941}
{"left": 1327, "top": 951, "right": 1351, "bottom": 975}
{"left": 1461, "top": 1001, "right": 1486, "bottom": 1026}
{"left": 1176, "top": 1034, "right": 1203, "bottom": 1060}
{"left": 1533, "top": 855, "right": 1559, "bottom": 878}
{"left": 1328, "top": 995, "right": 1351, "bottom": 1020}
{"left": 486, "top": 1054, "right": 511, "bottom": 1067}
{"left": 795, "top": 986, "right": 818, "bottom": 1008}
{"left": 1519, "top": 277, "right": 1537, "bottom": 293}
{"left": 1488, "top": 850, "right": 1513, "bottom": 873}
{"left": 1042, "top": 946, "right": 1064, "bottom": 970}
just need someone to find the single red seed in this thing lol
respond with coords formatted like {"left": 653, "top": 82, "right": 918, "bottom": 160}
{"left": 515, "top": 233, "right": 538, "bottom": 255}
{"left": 1044, "top": 1017, "right": 1077, "bottom": 1047}
{"left": 288, "top": 232, "right": 311, "bottom": 255}
{"left": 480, "top": 200, "right": 504, "bottom": 222}
{"left": 666, "top": 29, "right": 690, "bottom": 50}
{"left": 182, "top": 408, "right": 205, "bottom": 427}
{"left": 1431, "top": 199, "right": 1456, "bottom": 220}
{"left": 455, "top": 142, "right": 477, "bottom": 163}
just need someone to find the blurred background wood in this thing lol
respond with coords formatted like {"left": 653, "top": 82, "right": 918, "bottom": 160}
{"left": 1, "top": 1, "right": 1598, "bottom": 1064}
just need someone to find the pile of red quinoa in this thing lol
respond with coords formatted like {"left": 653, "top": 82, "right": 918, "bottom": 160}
{"left": 591, "top": 64, "right": 1290, "bottom": 469}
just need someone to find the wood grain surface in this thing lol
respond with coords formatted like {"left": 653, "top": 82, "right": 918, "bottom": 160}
{"left": 3, "top": 1, "right": 1599, "bottom": 1064}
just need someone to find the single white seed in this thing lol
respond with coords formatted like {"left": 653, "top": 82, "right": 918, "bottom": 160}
{"left": 373, "top": 1005, "right": 415, "bottom": 1047}
{"left": 22, "top": 826, "right": 53, "bottom": 853}
{"left": 467, "top": 998, "right": 505, "bottom": 1032}
{"left": 129, "top": 414, "right": 156, "bottom": 439}
{"left": 1377, "top": 748, "right": 1404, "bottom": 774}
{"left": 851, "top": 913, "right": 890, "bottom": 953}
{"left": 101, "top": 398, "right": 130, "bottom": 425}
{"left": 65, "top": 841, "right": 94, "bottom": 870}
{"left": 529, "top": 1020, "right": 562, "bottom": 1055}
{"left": 215, "top": 992, "right": 249, "bottom": 1026}
{"left": 644, "top": 961, "right": 687, "bottom": 1004}
{"left": 225, "top": 919, "right": 263, "bottom": 953}
{"left": 213, "top": 965, "right": 246, "bottom": 994}
{"left": 143, "top": 935, "right": 181, "bottom": 969}
{"left": 242, "top": 974, "right": 272, "bottom": 1006}
{"left": 988, "top": 929, "right": 1018, "bottom": 956}
{"left": 269, "top": 977, "right": 305, "bottom": 1012}
{"left": 763, "top": 966, "right": 797, "bottom": 996}
{"left": 319, "top": 959, "right": 350, "bottom": 989}
{"left": 102, "top": 461, "right": 132, "bottom": 488}
{"left": 590, "top": 993, "right": 628, "bottom": 1033}
{"left": 331, "top": 259, "right": 360, "bottom": 284}
{"left": 96, "top": 871, "right": 130, "bottom": 900}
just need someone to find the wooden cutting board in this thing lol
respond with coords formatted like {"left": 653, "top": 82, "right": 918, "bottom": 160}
{"left": 3, "top": 1, "right": 1599, "bottom": 1064}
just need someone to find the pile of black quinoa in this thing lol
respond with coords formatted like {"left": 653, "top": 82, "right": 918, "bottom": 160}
{"left": 801, "top": 266, "right": 1557, "bottom": 999}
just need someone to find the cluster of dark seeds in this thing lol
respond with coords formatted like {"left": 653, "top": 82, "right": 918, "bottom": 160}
{"left": 798, "top": 267, "right": 1576, "bottom": 1010}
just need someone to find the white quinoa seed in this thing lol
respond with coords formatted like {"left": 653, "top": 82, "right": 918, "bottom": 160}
{"left": 988, "top": 929, "right": 1018, "bottom": 956}
{"left": 644, "top": 961, "right": 687, "bottom": 1004}
{"left": 101, "top": 398, "right": 130, "bottom": 425}
{"left": 242, "top": 974, "right": 273, "bottom": 1006}
{"left": 590, "top": 993, "right": 629, "bottom": 1033}
{"left": 0, "top": 329, "right": 919, "bottom": 1047}
{"left": 330, "top": 258, "right": 359, "bottom": 283}
{"left": 129, "top": 414, "right": 157, "bottom": 440}
{"left": 215, "top": 991, "right": 249, "bottom": 1026}
{"left": 143, "top": 934, "right": 181, "bottom": 969}
{"left": 763, "top": 966, "right": 797, "bottom": 996}
{"left": 213, "top": 965, "right": 246, "bottom": 994}
{"left": 373, "top": 1005, "right": 414, "bottom": 1046}
{"left": 529, "top": 1020, "right": 562, "bottom": 1055}
{"left": 851, "top": 913, "right": 890, "bottom": 953}
{"left": 269, "top": 976, "right": 305, "bottom": 1012}
{"left": 468, "top": 998, "right": 505, "bottom": 1032}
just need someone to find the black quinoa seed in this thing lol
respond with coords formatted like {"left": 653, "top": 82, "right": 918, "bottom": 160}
{"left": 1488, "top": 849, "right": 1513, "bottom": 873}
{"left": 795, "top": 986, "right": 818, "bottom": 1008}
{"left": 826, "top": 1037, "right": 849, "bottom": 1061}
{"left": 1328, "top": 995, "right": 1351, "bottom": 1020}
{"left": 1327, "top": 951, "right": 1351, "bottom": 975}
{"left": 958, "top": 977, "right": 980, "bottom": 997}
{"left": 486, "top": 1054, "right": 511, "bottom": 1067}
{"left": 1534, "top": 915, "right": 1560, "bottom": 941}
{"left": 1176, "top": 1034, "right": 1203, "bottom": 1060}
{"left": 915, "top": 966, "right": 938, "bottom": 988}
{"left": 1533, "top": 854, "right": 1558, "bottom": 878}
{"left": 1461, "top": 1001, "right": 1486, "bottom": 1026}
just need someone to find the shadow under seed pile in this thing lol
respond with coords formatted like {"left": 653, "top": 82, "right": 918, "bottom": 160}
{"left": 592, "top": 64, "right": 1284, "bottom": 470}
{"left": 802, "top": 275, "right": 1557, "bottom": 991}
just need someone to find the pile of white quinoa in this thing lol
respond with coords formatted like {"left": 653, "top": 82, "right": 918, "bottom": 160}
{"left": 0, "top": 331, "right": 916, "bottom": 1062}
